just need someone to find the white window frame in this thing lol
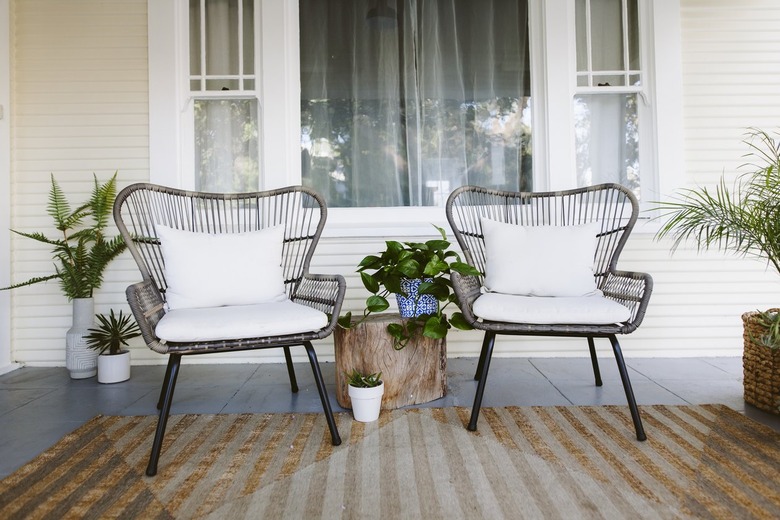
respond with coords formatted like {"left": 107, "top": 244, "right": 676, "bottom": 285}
{"left": 148, "top": 0, "right": 682, "bottom": 236}
{"left": 0, "top": 0, "right": 15, "bottom": 374}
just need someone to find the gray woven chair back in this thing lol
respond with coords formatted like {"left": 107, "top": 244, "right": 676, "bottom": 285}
{"left": 113, "top": 184, "right": 325, "bottom": 300}
{"left": 445, "top": 183, "right": 638, "bottom": 291}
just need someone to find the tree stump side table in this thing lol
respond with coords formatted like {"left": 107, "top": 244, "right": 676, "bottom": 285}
{"left": 334, "top": 313, "right": 447, "bottom": 409}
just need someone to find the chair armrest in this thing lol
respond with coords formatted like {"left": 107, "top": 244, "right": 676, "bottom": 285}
{"left": 291, "top": 272, "right": 347, "bottom": 338}
{"left": 601, "top": 270, "right": 654, "bottom": 332}
{"left": 450, "top": 271, "right": 483, "bottom": 327}
{"left": 125, "top": 280, "right": 169, "bottom": 354}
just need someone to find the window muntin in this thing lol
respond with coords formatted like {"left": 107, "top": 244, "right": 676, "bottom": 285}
{"left": 189, "top": 0, "right": 259, "bottom": 192}
{"left": 299, "top": 0, "right": 531, "bottom": 208}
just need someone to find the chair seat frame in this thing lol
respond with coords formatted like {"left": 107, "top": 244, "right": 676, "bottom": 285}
{"left": 115, "top": 184, "right": 345, "bottom": 476}
{"left": 446, "top": 183, "right": 653, "bottom": 441}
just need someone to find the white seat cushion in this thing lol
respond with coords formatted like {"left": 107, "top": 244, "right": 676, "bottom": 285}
{"left": 155, "top": 299, "right": 328, "bottom": 342}
{"left": 472, "top": 292, "right": 631, "bottom": 325}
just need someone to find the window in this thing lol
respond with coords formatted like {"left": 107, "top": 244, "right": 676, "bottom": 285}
{"left": 189, "top": 0, "right": 259, "bottom": 192}
{"left": 149, "top": 0, "right": 682, "bottom": 225}
{"left": 574, "top": 0, "right": 642, "bottom": 199}
{"left": 299, "top": 0, "right": 531, "bottom": 208}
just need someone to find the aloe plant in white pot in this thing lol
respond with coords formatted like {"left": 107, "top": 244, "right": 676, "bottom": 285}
{"left": 86, "top": 309, "right": 141, "bottom": 384}
{"left": 345, "top": 369, "right": 384, "bottom": 422}
{"left": 654, "top": 128, "right": 780, "bottom": 413}
{"left": 0, "top": 173, "right": 127, "bottom": 378}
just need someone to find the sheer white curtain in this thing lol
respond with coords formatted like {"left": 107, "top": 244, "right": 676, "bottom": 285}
{"left": 300, "top": 0, "right": 531, "bottom": 207}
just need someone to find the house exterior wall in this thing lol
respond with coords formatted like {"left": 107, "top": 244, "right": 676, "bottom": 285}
{"left": 5, "top": 0, "right": 780, "bottom": 366}
{"left": 9, "top": 0, "right": 149, "bottom": 365}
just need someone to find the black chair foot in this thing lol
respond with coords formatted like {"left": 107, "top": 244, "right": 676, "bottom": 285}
{"left": 609, "top": 335, "right": 646, "bottom": 441}
{"left": 587, "top": 336, "right": 603, "bottom": 387}
{"left": 304, "top": 342, "right": 341, "bottom": 445}
{"left": 468, "top": 332, "right": 496, "bottom": 432}
{"left": 283, "top": 346, "right": 299, "bottom": 393}
{"left": 147, "top": 354, "right": 181, "bottom": 476}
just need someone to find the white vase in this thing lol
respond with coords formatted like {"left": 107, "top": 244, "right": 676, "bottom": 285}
{"left": 97, "top": 350, "right": 131, "bottom": 384}
{"left": 348, "top": 381, "right": 385, "bottom": 422}
{"left": 66, "top": 297, "right": 97, "bottom": 379}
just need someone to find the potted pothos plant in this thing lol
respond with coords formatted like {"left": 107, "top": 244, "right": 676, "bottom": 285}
{"left": 345, "top": 369, "right": 384, "bottom": 422}
{"left": 338, "top": 225, "right": 481, "bottom": 349}
{"left": 654, "top": 127, "right": 780, "bottom": 414}
{"left": 1, "top": 172, "right": 127, "bottom": 379}
{"left": 86, "top": 309, "right": 141, "bottom": 384}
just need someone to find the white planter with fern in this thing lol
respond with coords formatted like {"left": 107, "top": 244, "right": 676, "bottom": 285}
{"left": 0, "top": 173, "right": 127, "bottom": 379}
{"left": 66, "top": 298, "right": 97, "bottom": 379}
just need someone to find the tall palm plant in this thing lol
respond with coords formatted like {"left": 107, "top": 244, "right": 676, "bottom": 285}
{"left": 655, "top": 128, "right": 780, "bottom": 276}
{"left": 1, "top": 173, "right": 127, "bottom": 299}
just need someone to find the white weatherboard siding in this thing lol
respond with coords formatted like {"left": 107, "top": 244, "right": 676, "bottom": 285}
{"left": 10, "top": 0, "right": 149, "bottom": 365}
{"left": 6, "top": 0, "right": 780, "bottom": 367}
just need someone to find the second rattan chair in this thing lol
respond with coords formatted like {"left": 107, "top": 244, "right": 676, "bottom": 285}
{"left": 114, "top": 184, "right": 345, "bottom": 476}
{"left": 445, "top": 183, "right": 652, "bottom": 441}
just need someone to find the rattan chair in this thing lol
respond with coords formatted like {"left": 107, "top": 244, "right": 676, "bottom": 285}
{"left": 114, "top": 184, "right": 345, "bottom": 476}
{"left": 445, "top": 184, "right": 652, "bottom": 441}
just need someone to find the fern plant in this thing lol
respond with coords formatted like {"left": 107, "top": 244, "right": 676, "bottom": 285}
{"left": 654, "top": 128, "right": 780, "bottom": 346}
{"left": 1, "top": 173, "right": 127, "bottom": 300}
{"left": 655, "top": 128, "right": 780, "bottom": 274}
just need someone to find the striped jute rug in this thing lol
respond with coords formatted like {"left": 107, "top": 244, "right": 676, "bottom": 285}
{"left": 1, "top": 405, "right": 779, "bottom": 519}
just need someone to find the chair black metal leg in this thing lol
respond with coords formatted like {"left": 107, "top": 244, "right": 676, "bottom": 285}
{"left": 303, "top": 342, "right": 342, "bottom": 446}
{"left": 608, "top": 335, "right": 646, "bottom": 441}
{"left": 587, "top": 336, "right": 603, "bottom": 387}
{"left": 156, "top": 356, "right": 175, "bottom": 410}
{"left": 283, "top": 346, "right": 299, "bottom": 393}
{"left": 474, "top": 332, "right": 493, "bottom": 380}
{"left": 469, "top": 331, "right": 496, "bottom": 431}
{"left": 147, "top": 354, "right": 182, "bottom": 476}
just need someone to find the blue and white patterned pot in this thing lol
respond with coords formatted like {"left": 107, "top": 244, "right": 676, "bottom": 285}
{"left": 395, "top": 278, "right": 439, "bottom": 318}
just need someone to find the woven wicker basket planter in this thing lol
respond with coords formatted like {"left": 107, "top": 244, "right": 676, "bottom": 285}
{"left": 742, "top": 311, "right": 780, "bottom": 415}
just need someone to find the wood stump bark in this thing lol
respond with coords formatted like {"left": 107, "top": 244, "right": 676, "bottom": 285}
{"left": 334, "top": 313, "right": 447, "bottom": 409}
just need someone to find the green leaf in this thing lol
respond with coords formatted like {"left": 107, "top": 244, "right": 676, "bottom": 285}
{"left": 449, "top": 312, "right": 473, "bottom": 330}
{"left": 360, "top": 272, "right": 380, "bottom": 294}
{"left": 423, "top": 315, "right": 448, "bottom": 339}
{"left": 357, "top": 255, "right": 381, "bottom": 270}
{"left": 397, "top": 259, "right": 421, "bottom": 278}
{"left": 433, "top": 224, "right": 447, "bottom": 240}
{"left": 386, "top": 322, "right": 405, "bottom": 338}
{"left": 383, "top": 276, "right": 404, "bottom": 295}
{"left": 385, "top": 241, "right": 405, "bottom": 257}
{"left": 425, "top": 239, "right": 450, "bottom": 251}
{"left": 418, "top": 280, "right": 449, "bottom": 300}
{"left": 338, "top": 312, "right": 353, "bottom": 329}
{"left": 365, "top": 295, "right": 389, "bottom": 313}
{"left": 423, "top": 258, "right": 449, "bottom": 276}
{"left": 450, "top": 261, "right": 481, "bottom": 276}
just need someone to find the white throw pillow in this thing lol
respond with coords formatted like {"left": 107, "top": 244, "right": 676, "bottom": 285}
{"left": 157, "top": 224, "right": 287, "bottom": 310}
{"left": 481, "top": 218, "right": 599, "bottom": 297}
